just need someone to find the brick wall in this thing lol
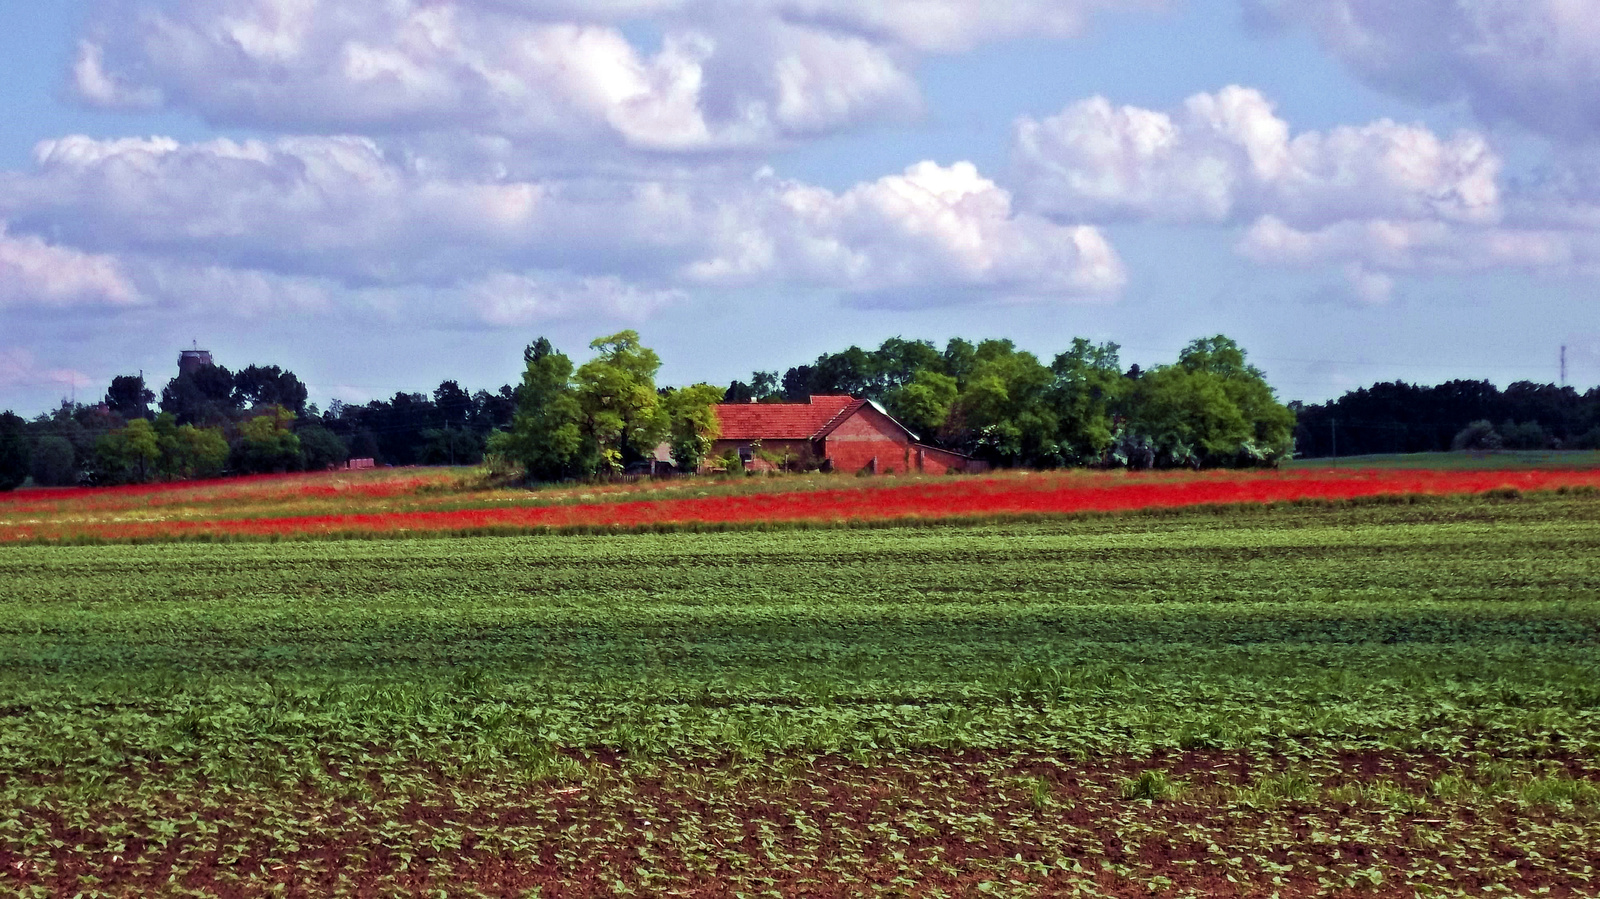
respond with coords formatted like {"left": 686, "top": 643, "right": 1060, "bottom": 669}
{"left": 822, "top": 406, "right": 916, "bottom": 474}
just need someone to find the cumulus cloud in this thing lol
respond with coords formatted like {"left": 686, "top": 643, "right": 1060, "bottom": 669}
{"left": 0, "top": 222, "right": 139, "bottom": 308}
{"left": 690, "top": 161, "right": 1124, "bottom": 300}
{"left": 67, "top": 0, "right": 1149, "bottom": 151}
{"left": 0, "top": 135, "right": 1119, "bottom": 311}
{"left": 1244, "top": 0, "right": 1600, "bottom": 141}
{"left": 1012, "top": 86, "right": 1501, "bottom": 228}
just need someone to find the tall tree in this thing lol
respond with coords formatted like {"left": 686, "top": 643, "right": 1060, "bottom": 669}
{"left": 492, "top": 338, "right": 585, "bottom": 481}
{"left": 104, "top": 375, "right": 155, "bottom": 420}
{"left": 1051, "top": 338, "right": 1124, "bottom": 464}
{"left": 575, "top": 331, "right": 669, "bottom": 472}
{"left": 161, "top": 363, "right": 239, "bottom": 425}
{"left": 662, "top": 383, "right": 724, "bottom": 472}
{"left": 1122, "top": 335, "right": 1294, "bottom": 467}
{"left": 233, "top": 365, "right": 308, "bottom": 415}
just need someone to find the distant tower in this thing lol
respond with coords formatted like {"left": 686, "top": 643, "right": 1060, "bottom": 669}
{"left": 1560, "top": 345, "right": 1568, "bottom": 388}
{"left": 178, "top": 341, "right": 214, "bottom": 377}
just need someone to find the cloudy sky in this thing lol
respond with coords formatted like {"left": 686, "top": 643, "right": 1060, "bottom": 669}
{"left": 2, "top": 0, "right": 1597, "bottom": 414}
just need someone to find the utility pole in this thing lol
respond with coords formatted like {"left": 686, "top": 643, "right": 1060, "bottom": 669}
{"left": 1560, "top": 345, "right": 1568, "bottom": 388}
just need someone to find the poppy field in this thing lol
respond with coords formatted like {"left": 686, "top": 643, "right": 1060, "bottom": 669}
{"left": 5, "top": 463, "right": 1600, "bottom": 544}
{"left": 1, "top": 485, "right": 1598, "bottom": 896}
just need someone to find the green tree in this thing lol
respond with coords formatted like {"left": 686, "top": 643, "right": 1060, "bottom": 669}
{"left": 161, "top": 363, "right": 240, "bottom": 425}
{"left": 232, "top": 407, "right": 303, "bottom": 474}
{"left": 0, "top": 412, "right": 29, "bottom": 491}
{"left": 177, "top": 425, "right": 230, "bottom": 479}
{"left": 1122, "top": 336, "right": 1294, "bottom": 467}
{"left": 29, "top": 435, "right": 77, "bottom": 487}
{"left": 492, "top": 337, "right": 585, "bottom": 481}
{"left": 1051, "top": 338, "right": 1125, "bottom": 464}
{"left": 96, "top": 418, "right": 162, "bottom": 483}
{"left": 297, "top": 424, "right": 349, "bottom": 470}
{"left": 575, "top": 330, "right": 668, "bottom": 473}
{"left": 662, "top": 383, "right": 724, "bottom": 472}
{"left": 104, "top": 375, "right": 156, "bottom": 420}
{"left": 884, "top": 370, "right": 958, "bottom": 438}
{"left": 947, "top": 341, "right": 1060, "bottom": 466}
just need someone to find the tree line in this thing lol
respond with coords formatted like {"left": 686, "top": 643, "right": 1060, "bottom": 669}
{"left": 17, "top": 330, "right": 1593, "bottom": 490}
{"left": 1291, "top": 380, "right": 1600, "bottom": 457}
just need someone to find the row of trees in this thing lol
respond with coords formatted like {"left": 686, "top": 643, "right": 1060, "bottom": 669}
{"left": 722, "top": 335, "right": 1296, "bottom": 469}
{"left": 0, "top": 330, "right": 1300, "bottom": 490}
{"left": 1292, "top": 380, "right": 1600, "bottom": 457}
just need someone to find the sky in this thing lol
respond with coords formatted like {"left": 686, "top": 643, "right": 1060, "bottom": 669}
{"left": 1, "top": 0, "right": 1598, "bottom": 416}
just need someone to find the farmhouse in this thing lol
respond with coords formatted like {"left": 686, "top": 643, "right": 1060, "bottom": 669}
{"left": 711, "top": 395, "right": 984, "bottom": 475}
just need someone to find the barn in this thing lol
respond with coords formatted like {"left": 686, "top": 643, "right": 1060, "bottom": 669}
{"left": 710, "top": 395, "right": 984, "bottom": 475}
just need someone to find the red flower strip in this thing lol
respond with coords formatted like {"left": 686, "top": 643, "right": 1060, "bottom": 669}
{"left": 7, "top": 468, "right": 1598, "bottom": 543}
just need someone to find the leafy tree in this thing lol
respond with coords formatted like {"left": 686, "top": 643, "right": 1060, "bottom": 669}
{"left": 724, "top": 371, "right": 781, "bottom": 404}
{"left": 419, "top": 427, "right": 484, "bottom": 466}
{"left": 232, "top": 407, "right": 302, "bottom": 474}
{"left": 884, "top": 370, "right": 958, "bottom": 438}
{"left": 0, "top": 412, "right": 29, "bottom": 491}
{"left": 30, "top": 435, "right": 76, "bottom": 487}
{"left": 233, "top": 365, "right": 308, "bottom": 415}
{"left": 297, "top": 424, "right": 349, "bottom": 470}
{"left": 165, "top": 422, "right": 230, "bottom": 479}
{"left": 942, "top": 338, "right": 978, "bottom": 388}
{"left": 433, "top": 381, "right": 473, "bottom": 429}
{"left": 781, "top": 365, "right": 815, "bottom": 402}
{"left": 947, "top": 341, "right": 1059, "bottom": 466}
{"left": 1121, "top": 336, "right": 1294, "bottom": 467}
{"left": 104, "top": 375, "right": 155, "bottom": 420}
{"left": 575, "top": 331, "right": 668, "bottom": 473}
{"left": 492, "top": 337, "right": 585, "bottom": 481}
{"left": 1050, "top": 338, "right": 1124, "bottom": 463}
{"left": 96, "top": 418, "right": 162, "bottom": 483}
{"left": 161, "top": 363, "right": 239, "bottom": 425}
{"left": 662, "top": 383, "right": 724, "bottom": 472}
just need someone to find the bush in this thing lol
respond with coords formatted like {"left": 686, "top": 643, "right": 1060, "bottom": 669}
{"left": 1499, "top": 420, "right": 1548, "bottom": 450}
{"left": 1572, "top": 426, "right": 1600, "bottom": 450}
{"left": 1451, "top": 420, "right": 1503, "bottom": 451}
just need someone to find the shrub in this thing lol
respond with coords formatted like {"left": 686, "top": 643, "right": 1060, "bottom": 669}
{"left": 1450, "top": 420, "right": 1502, "bottom": 451}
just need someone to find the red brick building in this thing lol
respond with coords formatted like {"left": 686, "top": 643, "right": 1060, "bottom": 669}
{"left": 711, "top": 395, "right": 983, "bottom": 475}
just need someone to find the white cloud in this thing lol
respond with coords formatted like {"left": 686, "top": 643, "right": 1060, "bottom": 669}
{"left": 70, "top": 0, "right": 1150, "bottom": 151}
{"left": 469, "top": 273, "right": 685, "bottom": 326}
{"left": 0, "top": 222, "right": 139, "bottom": 308}
{"left": 1237, "top": 215, "right": 1590, "bottom": 275}
{"left": 0, "top": 136, "right": 1118, "bottom": 312}
{"left": 689, "top": 161, "right": 1125, "bottom": 300}
{"left": 1013, "top": 86, "right": 1500, "bottom": 228}
{"left": 1245, "top": 0, "right": 1600, "bottom": 141}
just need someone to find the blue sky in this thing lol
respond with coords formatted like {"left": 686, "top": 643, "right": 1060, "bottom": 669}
{"left": 2, "top": 0, "right": 1596, "bottom": 414}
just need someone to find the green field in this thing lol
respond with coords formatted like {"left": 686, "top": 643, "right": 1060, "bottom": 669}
{"left": 2, "top": 493, "right": 1599, "bottom": 896}
{"left": 1286, "top": 448, "right": 1600, "bottom": 470}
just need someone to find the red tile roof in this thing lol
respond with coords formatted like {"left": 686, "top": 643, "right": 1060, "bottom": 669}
{"left": 714, "top": 395, "right": 865, "bottom": 440}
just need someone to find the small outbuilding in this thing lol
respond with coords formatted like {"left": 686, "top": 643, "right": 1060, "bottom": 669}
{"left": 710, "top": 395, "right": 984, "bottom": 475}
